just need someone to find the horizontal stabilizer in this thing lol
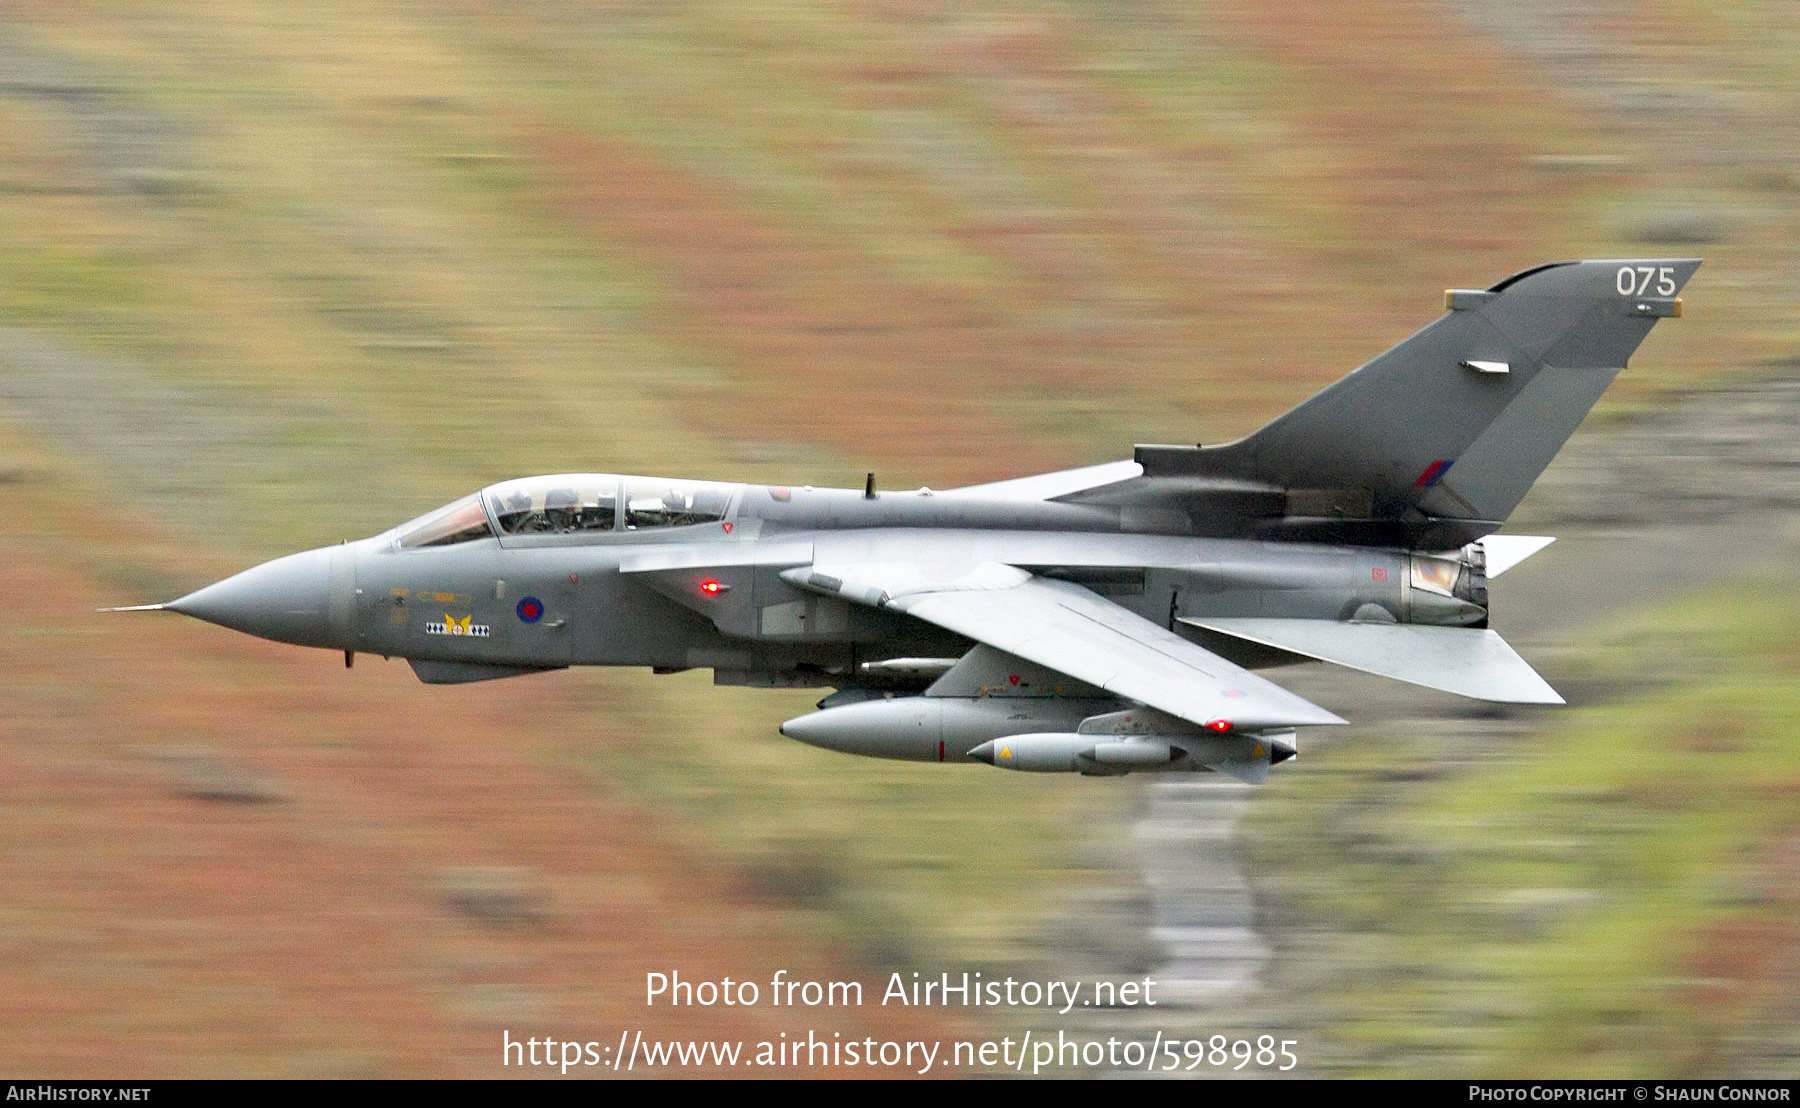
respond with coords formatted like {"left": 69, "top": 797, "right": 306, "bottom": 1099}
{"left": 1183, "top": 618, "right": 1563, "bottom": 704}
{"left": 1482, "top": 535, "right": 1556, "bottom": 577}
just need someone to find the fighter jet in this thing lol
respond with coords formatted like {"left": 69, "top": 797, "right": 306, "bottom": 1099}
{"left": 116, "top": 259, "right": 1698, "bottom": 782}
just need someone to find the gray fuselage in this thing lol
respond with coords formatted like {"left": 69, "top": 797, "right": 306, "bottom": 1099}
{"left": 294, "top": 478, "right": 1481, "bottom": 688}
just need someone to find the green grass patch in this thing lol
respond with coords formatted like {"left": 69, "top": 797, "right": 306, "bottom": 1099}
{"left": 1247, "top": 579, "right": 1800, "bottom": 1076}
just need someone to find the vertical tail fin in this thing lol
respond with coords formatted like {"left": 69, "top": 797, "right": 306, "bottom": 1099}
{"left": 1133, "top": 259, "right": 1699, "bottom": 547}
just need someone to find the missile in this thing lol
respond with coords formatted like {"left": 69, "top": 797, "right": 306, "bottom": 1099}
{"left": 965, "top": 734, "right": 1175, "bottom": 773}
{"left": 967, "top": 729, "right": 1298, "bottom": 780}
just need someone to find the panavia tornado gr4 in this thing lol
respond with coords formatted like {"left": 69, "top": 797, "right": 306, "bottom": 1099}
{"left": 120, "top": 259, "right": 1698, "bottom": 782}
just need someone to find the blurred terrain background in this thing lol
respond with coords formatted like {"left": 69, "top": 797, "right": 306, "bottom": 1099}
{"left": 0, "top": 0, "right": 1796, "bottom": 1077}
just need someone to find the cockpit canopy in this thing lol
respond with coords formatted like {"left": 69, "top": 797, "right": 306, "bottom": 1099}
{"left": 394, "top": 493, "right": 491, "bottom": 549}
{"left": 391, "top": 474, "right": 742, "bottom": 548}
{"left": 487, "top": 475, "right": 620, "bottom": 536}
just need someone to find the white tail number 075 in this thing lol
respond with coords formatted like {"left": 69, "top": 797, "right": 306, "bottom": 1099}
{"left": 1617, "top": 265, "right": 1676, "bottom": 297}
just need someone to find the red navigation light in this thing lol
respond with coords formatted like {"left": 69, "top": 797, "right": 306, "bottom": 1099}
{"left": 699, "top": 579, "right": 723, "bottom": 595}
{"left": 1204, "top": 719, "right": 1235, "bottom": 733}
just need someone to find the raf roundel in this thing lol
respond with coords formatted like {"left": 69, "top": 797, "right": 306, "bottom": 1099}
{"left": 516, "top": 597, "right": 544, "bottom": 624}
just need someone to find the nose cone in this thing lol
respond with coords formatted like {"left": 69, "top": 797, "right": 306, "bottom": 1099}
{"left": 169, "top": 546, "right": 348, "bottom": 649}
{"left": 778, "top": 714, "right": 821, "bottom": 744}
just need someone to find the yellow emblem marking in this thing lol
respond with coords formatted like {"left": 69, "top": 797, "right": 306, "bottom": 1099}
{"left": 1253, "top": 742, "right": 1266, "bottom": 758}
{"left": 425, "top": 613, "right": 490, "bottom": 637}
{"left": 1000, "top": 746, "right": 1012, "bottom": 759}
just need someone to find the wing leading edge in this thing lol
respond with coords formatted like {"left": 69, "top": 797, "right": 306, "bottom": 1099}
{"left": 782, "top": 563, "right": 1345, "bottom": 733}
